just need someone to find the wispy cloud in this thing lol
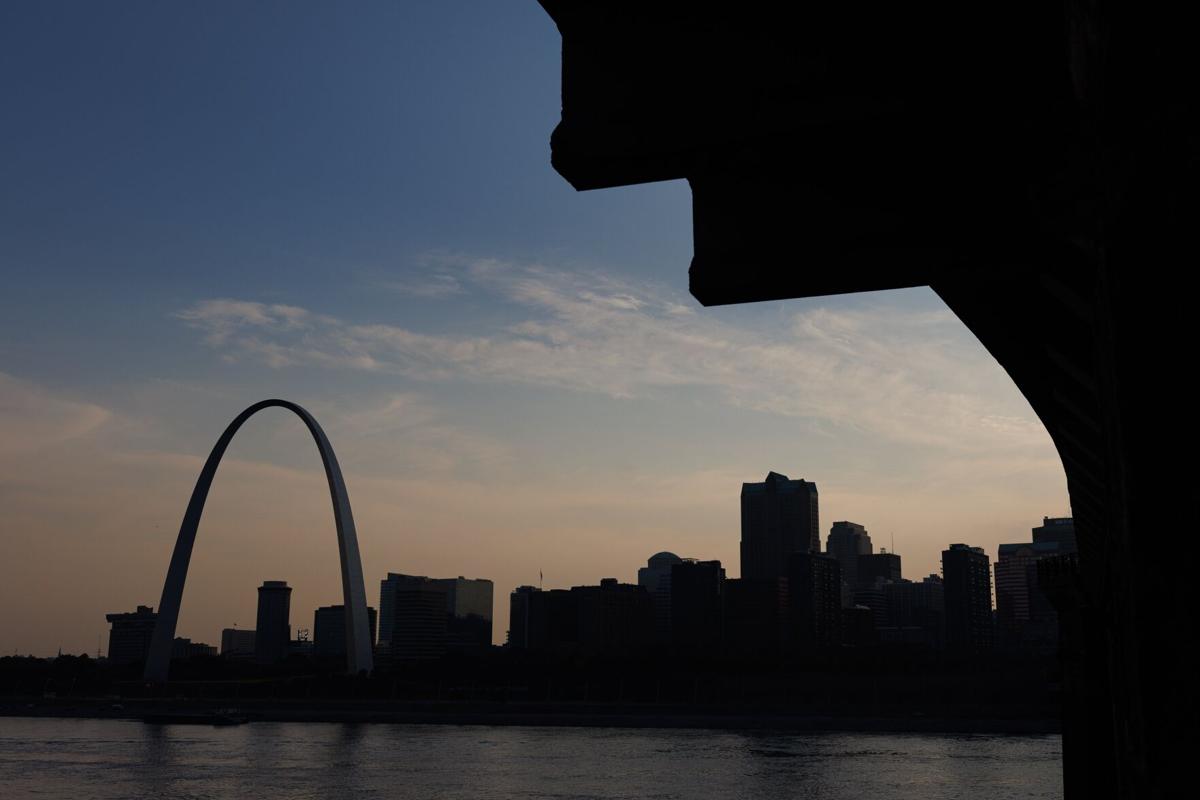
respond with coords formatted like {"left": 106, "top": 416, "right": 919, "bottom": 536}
{"left": 174, "top": 259, "right": 1048, "bottom": 455}
{"left": 379, "top": 272, "right": 464, "bottom": 298}
{"left": 0, "top": 372, "right": 112, "bottom": 456}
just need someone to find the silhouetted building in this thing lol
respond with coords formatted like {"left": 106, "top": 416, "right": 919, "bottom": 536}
{"left": 105, "top": 605, "right": 157, "bottom": 666}
{"left": 637, "top": 551, "right": 682, "bottom": 644}
{"left": 852, "top": 551, "right": 901, "bottom": 628}
{"left": 313, "top": 605, "right": 378, "bottom": 660}
{"left": 854, "top": 578, "right": 890, "bottom": 627}
{"left": 670, "top": 559, "right": 725, "bottom": 650}
{"left": 171, "top": 637, "right": 217, "bottom": 660}
{"left": 788, "top": 552, "right": 841, "bottom": 651}
{"left": 826, "top": 521, "right": 872, "bottom": 606}
{"left": 1033, "top": 516, "right": 1077, "bottom": 553}
{"left": 572, "top": 578, "right": 653, "bottom": 655}
{"left": 380, "top": 573, "right": 493, "bottom": 652}
{"left": 942, "top": 544, "right": 993, "bottom": 653}
{"left": 437, "top": 577, "right": 494, "bottom": 651}
{"left": 841, "top": 605, "right": 877, "bottom": 647}
{"left": 381, "top": 575, "right": 448, "bottom": 661}
{"left": 542, "top": 589, "right": 579, "bottom": 649}
{"left": 741, "top": 472, "right": 819, "bottom": 581}
{"left": 723, "top": 578, "right": 789, "bottom": 656}
{"left": 254, "top": 581, "right": 292, "bottom": 664}
{"left": 507, "top": 585, "right": 540, "bottom": 649}
{"left": 506, "top": 586, "right": 579, "bottom": 651}
{"left": 881, "top": 575, "right": 945, "bottom": 649}
{"left": 220, "top": 628, "right": 256, "bottom": 658}
{"left": 857, "top": 551, "right": 901, "bottom": 590}
{"left": 535, "top": 8, "right": 1197, "bottom": 794}
{"left": 996, "top": 540, "right": 1062, "bottom": 651}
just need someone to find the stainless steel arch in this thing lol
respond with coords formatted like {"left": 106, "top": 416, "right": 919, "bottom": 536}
{"left": 143, "top": 399, "right": 374, "bottom": 682}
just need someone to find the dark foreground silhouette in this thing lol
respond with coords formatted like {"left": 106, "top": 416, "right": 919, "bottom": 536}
{"left": 536, "top": 3, "right": 1195, "bottom": 797}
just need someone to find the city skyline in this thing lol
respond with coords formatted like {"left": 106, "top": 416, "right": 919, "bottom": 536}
{"left": 0, "top": 3, "right": 1068, "bottom": 658}
{"left": 15, "top": 448, "right": 1068, "bottom": 657}
{"left": 100, "top": 504, "right": 1063, "bottom": 662}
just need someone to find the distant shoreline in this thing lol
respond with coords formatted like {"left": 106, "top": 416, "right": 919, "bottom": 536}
{"left": 0, "top": 698, "right": 1060, "bottom": 735}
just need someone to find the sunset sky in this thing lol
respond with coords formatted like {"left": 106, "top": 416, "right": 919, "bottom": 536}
{"left": 0, "top": 2, "right": 1067, "bottom": 655}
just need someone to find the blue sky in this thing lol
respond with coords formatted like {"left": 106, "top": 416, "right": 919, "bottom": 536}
{"left": 0, "top": 2, "right": 1067, "bottom": 655}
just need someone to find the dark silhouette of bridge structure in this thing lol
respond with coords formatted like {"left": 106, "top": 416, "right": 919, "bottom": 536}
{"left": 537, "top": 3, "right": 1193, "bottom": 798}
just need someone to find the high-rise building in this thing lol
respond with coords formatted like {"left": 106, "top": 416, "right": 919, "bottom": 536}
{"left": 670, "top": 559, "right": 725, "bottom": 650}
{"left": 637, "top": 551, "right": 682, "bottom": 644}
{"left": 857, "top": 551, "right": 901, "bottom": 590}
{"left": 313, "top": 605, "right": 378, "bottom": 659}
{"left": 573, "top": 578, "right": 654, "bottom": 655}
{"left": 105, "top": 605, "right": 157, "bottom": 665}
{"left": 942, "top": 544, "right": 993, "bottom": 653}
{"left": 1033, "top": 516, "right": 1077, "bottom": 553}
{"left": 437, "top": 577, "right": 494, "bottom": 651}
{"left": 787, "top": 552, "right": 841, "bottom": 650}
{"left": 740, "top": 472, "right": 819, "bottom": 581}
{"left": 506, "top": 586, "right": 578, "bottom": 651}
{"left": 853, "top": 577, "right": 890, "bottom": 627}
{"left": 826, "top": 521, "right": 872, "bottom": 605}
{"left": 220, "top": 628, "right": 256, "bottom": 658}
{"left": 381, "top": 575, "right": 448, "bottom": 661}
{"left": 995, "top": 540, "right": 1063, "bottom": 650}
{"left": 379, "top": 573, "right": 493, "bottom": 652}
{"left": 881, "top": 575, "right": 945, "bottom": 649}
{"left": 507, "top": 585, "right": 540, "bottom": 649}
{"left": 254, "top": 581, "right": 292, "bottom": 664}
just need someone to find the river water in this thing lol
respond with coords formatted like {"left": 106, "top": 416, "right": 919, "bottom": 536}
{"left": 0, "top": 717, "right": 1062, "bottom": 799}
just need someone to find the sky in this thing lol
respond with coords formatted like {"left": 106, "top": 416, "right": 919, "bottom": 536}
{"left": 0, "top": 1, "right": 1068, "bottom": 656}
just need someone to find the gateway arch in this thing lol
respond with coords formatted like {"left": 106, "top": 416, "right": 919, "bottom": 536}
{"left": 143, "top": 399, "right": 374, "bottom": 682}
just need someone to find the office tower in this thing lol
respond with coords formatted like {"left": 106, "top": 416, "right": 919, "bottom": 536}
{"left": 437, "top": 577, "right": 494, "bottom": 651}
{"left": 995, "top": 540, "right": 1062, "bottom": 650}
{"left": 220, "top": 628, "right": 256, "bottom": 658}
{"left": 254, "top": 580, "right": 292, "bottom": 664}
{"left": 857, "top": 551, "right": 901, "bottom": 590}
{"left": 881, "top": 575, "right": 945, "bottom": 649}
{"left": 508, "top": 585, "right": 540, "bottom": 649}
{"left": 853, "top": 578, "right": 890, "bottom": 627}
{"left": 1033, "top": 516, "right": 1077, "bottom": 553}
{"left": 379, "top": 573, "right": 493, "bottom": 652}
{"left": 637, "top": 551, "right": 682, "bottom": 644}
{"left": 542, "top": 589, "right": 580, "bottom": 650}
{"left": 942, "top": 544, "right": 993, "bottom": 653}
{"left": 385, "top": 576, "right": 448, "bottom": 660}
{"left": 572, "top": 578, "right": 654, "bottom": 655}
{"left": 787, "top": 552, "right": 841, "bottom": 650}
{"left": 826, "top": 521, "right": 872, "bottom": 604}
{"left": 105, "top": 605, "right": 157, "bottom": 665}
{"left": 506, "top": 586, "right": 577, "bottom": 651}
{"left": 670, "top": 559, "right": 725, "bottom": 650}
{"left": 723, "top": 577, "right": 789, "bottom": 656}
{"left": 740, "top": 472, "right": 819, "bottom": 581}
{"left": 995, "top": 543, "right": 1041, "bottom": 633}
{"left": 313, "top": 605, "right": 378, "bottom": 659}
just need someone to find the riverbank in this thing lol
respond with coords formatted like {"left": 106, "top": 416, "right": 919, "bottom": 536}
{"left": 0, "top": 697, "right": 1060, "bottom": 734}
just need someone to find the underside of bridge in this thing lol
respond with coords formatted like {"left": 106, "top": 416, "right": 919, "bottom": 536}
{"left": 538, "top": 3, "right": 1194, "bottom": 797}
